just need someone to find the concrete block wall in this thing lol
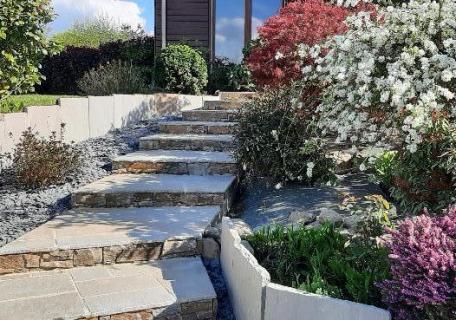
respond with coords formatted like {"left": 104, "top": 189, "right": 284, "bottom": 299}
{"left": 220, "top": 218, "right": 391, "bottom": 320}
{"left": 0, "top": 93, "right": 217, "bottom": 154}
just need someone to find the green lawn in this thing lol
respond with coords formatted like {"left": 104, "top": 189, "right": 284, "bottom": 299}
{"left": 0, "top": 95, "right": 76, "bottom": 113}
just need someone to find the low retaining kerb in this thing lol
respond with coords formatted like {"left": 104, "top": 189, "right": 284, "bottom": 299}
{"left": 220, "top": 217, "right": 391, "bottom": 320}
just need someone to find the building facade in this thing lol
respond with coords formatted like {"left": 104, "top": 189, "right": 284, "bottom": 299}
{"left": 154, "top": 0, "right": 291, "bottom": 60}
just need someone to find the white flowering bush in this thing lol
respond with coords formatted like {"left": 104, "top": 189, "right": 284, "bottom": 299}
{"left": 308, "top": 0, "right": 456, "bottom": 151}
{"left": 298, "top": 0, "right": 456, "bottom": 213}
{"left": 234, "top": 84, "right": 335, "bottom": 185}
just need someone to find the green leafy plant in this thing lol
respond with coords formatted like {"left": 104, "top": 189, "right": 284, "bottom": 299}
{"left": 78, "top": 60, "right": 150, "bottom": 96}
{"left": 339, "top": 193, "right": 396, "bottom": 240}
{"left": 9, "top": 127, "right": 82, "bottom": 189}
{"left": 155, "top": 44, "right": 208, "bottom": 94}
{"left": 0, "top": 0, "right": 59, "bottom": 101}
{"left": 52, "top": 16, "right": 141, "bottom": 49}
{"left": 373, "top": 151, "right": 398, "bottom": 188}
{"left": 247, "top": 223, "right": 390, "bottom": 307}
{"left": 234, "top": 84, "right": 334, "bottom": 185}
{"left": 207, "top": 57, "right": 255, "bottom": 94}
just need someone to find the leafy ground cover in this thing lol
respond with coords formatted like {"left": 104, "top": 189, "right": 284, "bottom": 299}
{"left": 0, "top": 94, "right": 76, "bottom": 113}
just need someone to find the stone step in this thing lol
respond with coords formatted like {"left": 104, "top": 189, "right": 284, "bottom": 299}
{"left": 113, "top": 150, "right": 237, "bottom": 175}
{"left": 202, "top": 100, "right": 242, "bottom": 110}
{"left": 0, "top": 206, "right": 220, "bottom": 274}
{"left": 160, "top": 121, "right": 237, "bottom": 135}
{"left": 72, "top": 174, "right": 237, "bottom": 211}
{"left": 182, "top": 110, "right": 237, "bottom": 122}
{"left": 0, "top": 257, "right": 216, "bottom": 320}
{"left": 219, "top": 91, "right": 256, "bottom": 102}
{"left": 140, "top": 134, "right": 234, "bottom": 152}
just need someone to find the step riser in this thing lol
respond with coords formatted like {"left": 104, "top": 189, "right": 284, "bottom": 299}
{"left": 78, "top": 299, "right": 217, "bottom": 320}
{"left": 0, "top": 239, "right": 202, "bottom": 275}
{"left": 220, "top": 92, "right": 256, "bottom": 102}
{"left": 113, "top": 161, "right": 237, "bottom": 175}
{"left": 160, "top": 123, "right": 236, "bottom": 135}
{"left": 140, "top": 139, "right": 234, "bottom": 152}
{"left": 72, "top": 191, "right": 235, "bottom": 209}
{"left": 203, "top": 101, "right": 241, "bottom": 110}
{"left": 182, "top": 111, "right": 237, "bottom": 122}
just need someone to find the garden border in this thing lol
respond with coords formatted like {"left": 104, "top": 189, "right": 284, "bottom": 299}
{"left": 0, "top": 93, "right": 220, "bottom": 154}
{"left": 220, "top": 217, "right": 391, "bottom": 320}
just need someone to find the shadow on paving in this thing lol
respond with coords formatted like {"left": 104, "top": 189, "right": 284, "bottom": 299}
{"left": 237, "top": 174, "right": 385, "bottom": 230}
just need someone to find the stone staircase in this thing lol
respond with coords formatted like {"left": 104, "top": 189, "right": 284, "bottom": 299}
{"left": 0, "top": 93, "right": 250, "bottom": 320}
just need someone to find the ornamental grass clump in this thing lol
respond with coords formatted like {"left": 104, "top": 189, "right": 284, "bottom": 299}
{"left": 379, "top": 206, "right": 456, "bottom": 320}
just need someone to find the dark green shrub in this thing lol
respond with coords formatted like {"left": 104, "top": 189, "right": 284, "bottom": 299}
{"left": 78, "top": 60, "right": 150, "bottom": 96}
{"left": 372, "top": 124, "right": 456, "bottom": 215}
{"left": 247, "top": 224, "right": 390, "bottom": 307}
{"left": 37, "top": 36, "right": 155, "bottom": 95}
{"left": 155, "top": 44, "right": 208, "bottom": 94}
{"left": 0, "top": 0, "right": 59, "bottom": 100}
{"left": 234, "top": 84, "right": 334, "bottom": 185}
{"left": 207, "top": 57, "right": 254, "bottom": 94}
{"left": 10, "top": 127, "right": 82, "bottom": 189}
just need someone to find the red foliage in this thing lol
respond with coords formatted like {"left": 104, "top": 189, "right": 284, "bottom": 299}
{"left": 245, "top": 0, "right": 373, "bottom": 88}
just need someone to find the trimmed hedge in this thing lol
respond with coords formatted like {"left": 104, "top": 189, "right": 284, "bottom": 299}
{"left": 37, "top": 36, "right": 154, "bottom": 95}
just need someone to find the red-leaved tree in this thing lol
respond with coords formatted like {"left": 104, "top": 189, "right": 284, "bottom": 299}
{"left": 246, "top": 0, "right": 372, "bottom": 87}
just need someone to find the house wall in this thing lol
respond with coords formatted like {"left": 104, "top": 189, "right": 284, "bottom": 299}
{"left": 155, "top": 0, "right": 215, "bottom": 59}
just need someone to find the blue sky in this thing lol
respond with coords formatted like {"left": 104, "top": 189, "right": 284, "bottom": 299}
{"left": 50, "top": 0, "right": 281, "bottom": 61}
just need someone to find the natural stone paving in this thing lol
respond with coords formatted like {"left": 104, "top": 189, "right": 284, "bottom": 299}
{"left": 0, "top": 207, "right": 220, "bottom": 274}
{"left": 113, "top": 150, "right": 236, "bottom": 175}
{"left": 0, "top": 95, "right": 246, "bottom": 319}
{"left": 139, "top": 134, "right": 234, "bottom": 152}
{"left": 0, "top": 257, "right": 216, "bottom": 320}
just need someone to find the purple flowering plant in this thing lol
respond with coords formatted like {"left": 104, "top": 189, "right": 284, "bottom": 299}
{"left": 379, "top": 205, "right": 456, "bottom": 320}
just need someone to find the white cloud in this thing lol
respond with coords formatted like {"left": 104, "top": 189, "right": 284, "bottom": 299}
{"left": 216, "top": 16, "right": 263, "bottom": 62}
{"left": 50, "top": 0, "right": 146, "bottom": 34}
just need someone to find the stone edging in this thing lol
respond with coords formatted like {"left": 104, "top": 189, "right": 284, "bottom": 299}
{"left": 220, "top": 217, "right": 391, "bottom": 320}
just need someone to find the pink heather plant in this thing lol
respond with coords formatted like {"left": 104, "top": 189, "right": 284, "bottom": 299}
{"left": 379, "top": 206, "right": 456, "bottom": 320}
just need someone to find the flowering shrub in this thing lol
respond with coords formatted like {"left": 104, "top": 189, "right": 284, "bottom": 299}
{"left": 307, "top": 0, "right": 456, "bottom": 152}
{"left": 234, "top": 84, "right": 335, "bottom": 185}
{"left": 245, "top": 0, "right": 357, "bottom": 87}
{"left": 379, "top": 206, "right": 456, "bottom": 320}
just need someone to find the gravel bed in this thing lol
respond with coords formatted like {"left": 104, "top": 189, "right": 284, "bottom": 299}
{"left": 203, "top": 258, "right": 236, "bottom": 320}
{"left": 0, "top": 120, "right": 159, "bottom": 246}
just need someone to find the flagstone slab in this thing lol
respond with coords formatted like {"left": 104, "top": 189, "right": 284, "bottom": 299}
{"left": 0, "top": 257, "right": 216, "bottom": 320}
{"left": 113, "top": 150, "right": 236, "bottom": 175}
{"left": 0, "top": 206, "right": 221, "bottom": 274}
{"left": 160, "top": 121, "right": 237, "bottom": 135}
{"left": 140, "top": 133, "right": 234, "bottom": 152}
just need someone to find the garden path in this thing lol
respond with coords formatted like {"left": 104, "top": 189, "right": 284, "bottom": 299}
{"left": 0, "top": 92, "right": 253, "bottom": 320}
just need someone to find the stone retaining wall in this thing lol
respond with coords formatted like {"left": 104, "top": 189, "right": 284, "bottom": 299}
{"left": 80, "top": 299, "right": 217, "bottom": 320}
{"left": 0, "top": 93, "right": 218, "bottom": 154}
{"left": 220, "top": 218, "right": 391, "bottom": 320}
